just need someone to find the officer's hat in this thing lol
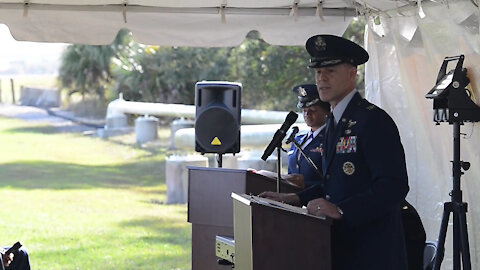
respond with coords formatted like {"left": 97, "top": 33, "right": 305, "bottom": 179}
{"left": 292, "top": 84, "right": 330, "bottom": 112}
{"left": 306, "top": 35, "right": 369, "bottom": 68}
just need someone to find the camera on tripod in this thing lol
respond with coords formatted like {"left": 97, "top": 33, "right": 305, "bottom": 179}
{"left": 425, "top": 54, "right": 480, "bottom": 123}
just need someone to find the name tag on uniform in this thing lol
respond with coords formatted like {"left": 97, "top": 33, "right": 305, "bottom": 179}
{"left": 287, "top": 150, "right": 294, "bottom": 155}
{"left": 336, "top": 136, "right": 357, "bottom": 154}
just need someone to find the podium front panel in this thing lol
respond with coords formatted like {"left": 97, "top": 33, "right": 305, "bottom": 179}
{"left": 188, "top": 167, "right": 247, "bottom": 227}
{"left": 233, "top": 195, "right": 331, "bottom": 270}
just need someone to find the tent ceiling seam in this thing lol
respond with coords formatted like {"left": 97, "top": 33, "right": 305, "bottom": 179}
{"left": 0, "top": 3, "right": 357, "bottom": 17}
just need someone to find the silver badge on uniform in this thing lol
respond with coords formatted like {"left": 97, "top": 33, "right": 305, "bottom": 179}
{"left": 343, "top": 161, "right": 355, "bottom": 175}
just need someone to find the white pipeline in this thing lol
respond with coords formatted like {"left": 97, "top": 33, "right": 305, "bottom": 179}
{"left": 106, "top": 95, "right": 305, "bottom": 125}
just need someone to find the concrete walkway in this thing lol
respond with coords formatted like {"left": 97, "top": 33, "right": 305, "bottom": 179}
{"left": 0, "top": 104, "right": 104, "bottom": 133}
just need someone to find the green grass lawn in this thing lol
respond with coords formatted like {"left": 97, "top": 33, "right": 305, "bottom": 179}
{"left": 0, "top": 117, "right": 191, "bottom": 269}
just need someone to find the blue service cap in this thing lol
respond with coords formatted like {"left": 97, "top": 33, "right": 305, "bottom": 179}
{"left": 306, "top": 35, "right": 369, "bottom": 68}
{"left": 292, "top": 84, "right": 329, "bottom": 112}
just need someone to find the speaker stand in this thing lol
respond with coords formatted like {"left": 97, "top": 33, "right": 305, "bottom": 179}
{"left": 216, "top": 153, "right": 223, "bottom": 168}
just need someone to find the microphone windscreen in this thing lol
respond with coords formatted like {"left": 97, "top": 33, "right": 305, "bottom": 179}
{"left": 285, "top": 111, "right": 299, "bottom": 124}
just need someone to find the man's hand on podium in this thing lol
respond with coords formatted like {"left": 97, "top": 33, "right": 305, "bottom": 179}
{"left": 258, "top": 191, "right": 301, "bottom": 207}
{"left": 307, "top": 198, "right": 343, "bottom": 220}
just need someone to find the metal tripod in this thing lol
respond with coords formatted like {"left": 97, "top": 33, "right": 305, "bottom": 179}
{"left": 433, "top": 121, "right": 471, "bottom": 270}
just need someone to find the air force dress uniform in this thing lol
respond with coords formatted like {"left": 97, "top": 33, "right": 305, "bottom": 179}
{"left": 287, "top": 130, "right": 324, "bottom": 188}
{"left": 287, "top": 84, "right": 328, "bottom": 188}
{"left": 297, "top": 35, "right": 409, "bottom": 270}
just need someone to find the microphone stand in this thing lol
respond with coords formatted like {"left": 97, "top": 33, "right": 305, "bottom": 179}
{"left": 276, "top": 147, "right": 282, "bottom": 193}
{"left": 291, "top": 139, "right": 323, "bottom": 179}
{"left": 285, "top": 127, "right": 323, "bottom": 179}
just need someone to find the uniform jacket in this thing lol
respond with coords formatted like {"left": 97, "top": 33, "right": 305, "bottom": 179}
{"left": 287, "top": 132, "right": 324, "bottom": 188}
{"left": 298, "top": 92, "right": 409, "bottom": 270}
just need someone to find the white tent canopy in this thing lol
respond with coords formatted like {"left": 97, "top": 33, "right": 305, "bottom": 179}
{"left": 0, "top": 0, "right": 362, "bottom": 46}
{"left": 0, "top": 0, "right": 480, "bottom": 269}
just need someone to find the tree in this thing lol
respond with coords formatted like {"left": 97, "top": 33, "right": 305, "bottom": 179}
{"left": 58, "top": 29, "right": 131, "bottom": 103}
{"left": 226, "top": 31, "right": 313, "bottom": 110}
{"left": 113, "top": 45, "right": 232, "bottom": 104}
{"left": 343, "top": 17, "right": 367, "bottom": 92}
{"left": 58, "top": 19, "right": 367, "bottom": 111}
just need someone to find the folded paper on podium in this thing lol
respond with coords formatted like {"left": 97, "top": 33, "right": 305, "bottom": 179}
{"left": 232, "top": 193, "right": 332, "bottom": 270}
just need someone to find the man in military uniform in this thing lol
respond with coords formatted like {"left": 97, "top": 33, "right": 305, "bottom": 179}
{"left": 260, "top": 34, "right": 409, "bottom": 270}
{"left": 287, "top": 84, "right": 330, "bottom": 188}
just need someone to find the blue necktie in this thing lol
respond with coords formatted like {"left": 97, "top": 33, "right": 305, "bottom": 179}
{"left": 298, "top": 133, "right": 314, "bottom": 160}
{"left": 325, "top": 112, "right": 336, "bottom": 159}
{"left": 300, "top": 133, "right": 313, "bottom": 147}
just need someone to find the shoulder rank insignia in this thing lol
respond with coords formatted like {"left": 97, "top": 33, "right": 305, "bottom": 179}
{"left": 366, "top": 104, "right": 376, "bottom": 110}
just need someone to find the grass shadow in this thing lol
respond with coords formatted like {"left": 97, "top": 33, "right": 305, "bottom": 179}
{"left": 6, "top": 125, "right": 61, "bottom": 134}
{"left": 0, "top": 160, "right": 166, "bottom": 190}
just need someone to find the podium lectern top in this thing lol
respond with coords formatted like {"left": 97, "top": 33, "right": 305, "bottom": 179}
{"left": 231, "top": 193, "right": 328, "bottom": 220}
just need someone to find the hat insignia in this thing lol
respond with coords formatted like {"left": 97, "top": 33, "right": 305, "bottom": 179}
{"left": 298, "top": 86, "right": 307, "bottom": 97}
{"left": 314, "top": 36, "right": 327, "bottom": 51}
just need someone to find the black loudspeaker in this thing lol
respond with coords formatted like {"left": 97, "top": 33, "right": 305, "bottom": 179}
{"left": 195, "top": 81, "right": 241, "bottom": 154}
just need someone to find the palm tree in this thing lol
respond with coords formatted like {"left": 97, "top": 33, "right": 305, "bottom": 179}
{"left": 58, "top": 29, "right": 131, "bottom": 104}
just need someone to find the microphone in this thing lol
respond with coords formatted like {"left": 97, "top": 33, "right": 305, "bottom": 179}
{"left": 261, "top": 111, "right": 298, "bottom": 161}
{"left": 285, "top": 126, "right": 299, "bottom": 144}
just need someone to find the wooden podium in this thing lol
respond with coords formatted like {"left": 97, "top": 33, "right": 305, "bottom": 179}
{"left": 232, "top": 193, "right": 332, "bottom": 270}
{"left": 187, "top": 166, "right": 302, "bottom": 270}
